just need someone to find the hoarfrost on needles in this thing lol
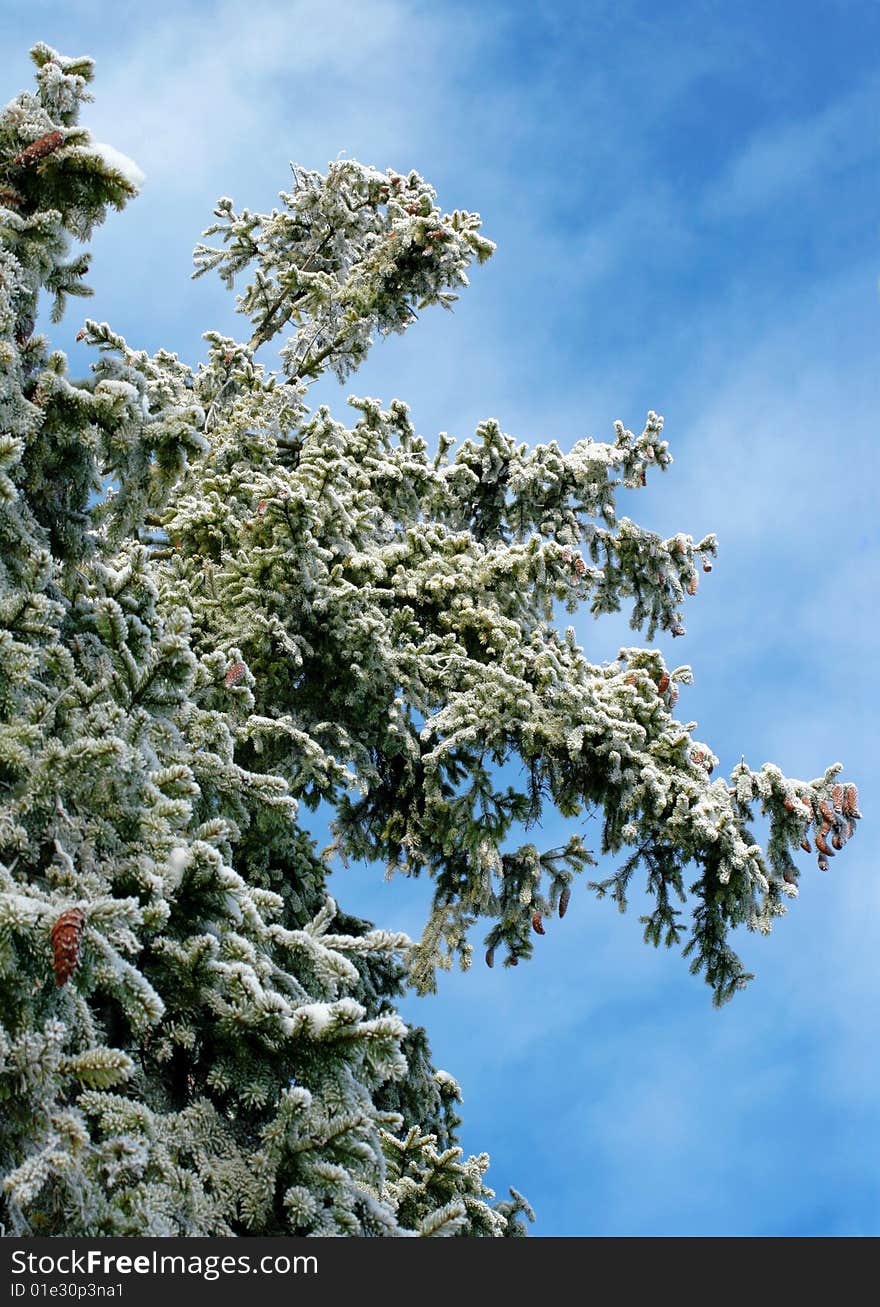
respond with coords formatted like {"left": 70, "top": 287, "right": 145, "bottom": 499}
{"left": 89, "top": 141, "right": 145, "bottom": 190}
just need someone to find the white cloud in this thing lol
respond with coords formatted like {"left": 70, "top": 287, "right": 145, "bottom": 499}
{"left": 705, "top": 73, "right": 880, "bottom": 216}
{"left": 83, "top": 0, "right": 477, "bottom": 192}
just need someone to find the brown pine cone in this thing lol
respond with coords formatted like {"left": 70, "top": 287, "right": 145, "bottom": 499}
{"left": 224, "top": 660, "right": 247, "bottom": 687}
{"left": 51, "top": 907, "right": 86, "bottom": 987}
{"left": 842, "top": 784, "right": 861, "bottom": 819}
{"left": 11, "top": 130, "right": 64, "bottom": 168}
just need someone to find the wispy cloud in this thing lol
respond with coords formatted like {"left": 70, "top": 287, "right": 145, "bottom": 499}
{"left": 84, "top": 0, "right": 478, "bottom": 191}
{"left": 705, "top": 73, "right": 880, "bottom": 216}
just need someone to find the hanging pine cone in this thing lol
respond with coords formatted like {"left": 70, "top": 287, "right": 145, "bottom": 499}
{"left": 558, "top": 885, "right": 571, "bottom": 918}
{"left": 656, "top": 671, "right": 670, "bottom": 694}
{"left": 532, "top": 911, "right": 545, "bottom": 936}
{"left": 11, "top": 130, "right": 64, "bottom": 168}
{"left": 818, "top": 799, "right": 835, "bottom": 824}
{"left": 224, "top": 660, "right": 247, "bottom": 687}
{"left": 842, "top": 784, "right": 861, "bottom": 819}
{"left": 485, "top": 946, "right": 495, "bottom": 969}
{"left": 818, "top": 856, "right": 829, "bottom": 872}
{"left": 687, "top": 575, "right": 698, "bottom": 595}
{"left": 814, "top": 832, "right": 834, "bottom": 858}
{"left": 51, "top": 907, "right": 86, "bottom": 986}
{"left": 832, "top": 784, "right": 844, "bottom": 813}
{"left": 800, "top": 837, "right": 812, "bottom": 854}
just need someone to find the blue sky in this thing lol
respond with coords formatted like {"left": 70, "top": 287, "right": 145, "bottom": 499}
{"left": 4, "top": 0, "right": 878, "bottom": 1236}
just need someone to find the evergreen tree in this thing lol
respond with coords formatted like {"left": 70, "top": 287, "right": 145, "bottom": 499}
{"left": 0, "top": 46, "right": 859, "bottom": 1236}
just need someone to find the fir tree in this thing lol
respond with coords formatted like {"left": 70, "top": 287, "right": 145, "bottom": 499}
{"left": 0, "top": 46, "right": 859, "bottom": 1236}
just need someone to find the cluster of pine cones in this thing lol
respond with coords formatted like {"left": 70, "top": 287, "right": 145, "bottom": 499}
{"left": 792, "top": 783, "right": 861, "bottom": 873}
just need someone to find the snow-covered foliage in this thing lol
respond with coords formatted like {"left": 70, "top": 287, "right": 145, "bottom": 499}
{"left": 0, "top": 44, "right": 858, "bottom": 1236}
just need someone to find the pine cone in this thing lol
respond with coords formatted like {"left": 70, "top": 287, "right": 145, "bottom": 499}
{"left": 532, "top": 911, "right": 545, "bottom": 936}
{"left": 842, "top": 784, "right": 861, "bottom": 819}
{"left": 485, "top": 946, "right": 495, "bottom": 969}
{"left": 11, "top": 130, "right": 64, "bottom": 168}
{"left": 687, "top": 575, "right": 698, "bottom": 596}
{"left": 832, "top": 784, "right": 844, "bottom": 813}
{"left": 51, "top": 908, "right": 86, "bottom": 986}
{"left": 800, "top": 838, "right": 812, "bottom": 854}
{"left": 224, "top": 660, "right": 247, "bottom": 687}
{"left": 657, "top": 672, "right": 670, "bottom": 694}
{"left": 814, "top": 832, "right": 834, "bottom": 858}
{"left": 558, "top": 886, "right": 571, "bottom": 919}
